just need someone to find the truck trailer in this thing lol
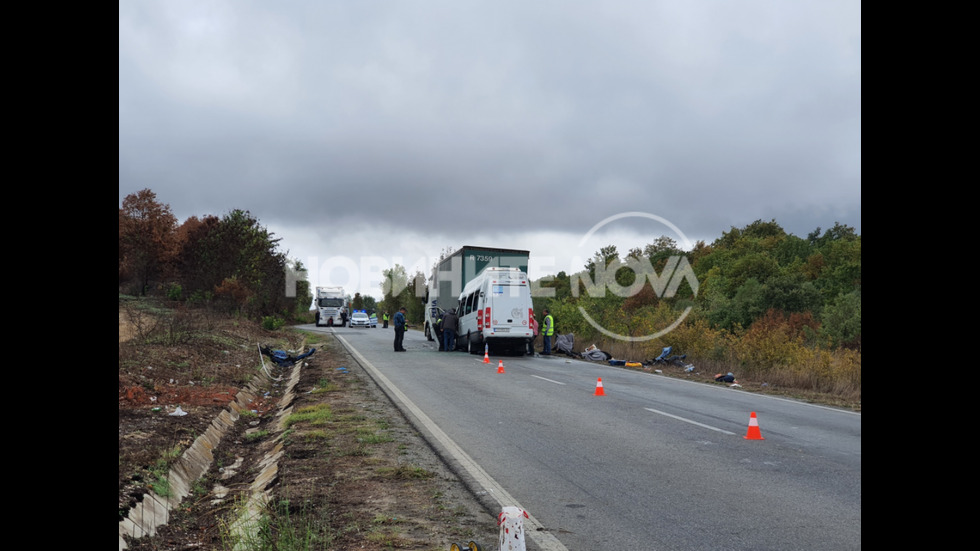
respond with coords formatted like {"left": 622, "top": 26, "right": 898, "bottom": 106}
{"left": 315, "top": 286, "right": 348, "bottom": 327}
{"left": 423, "top": 245, "right": 529, "bottom": 345}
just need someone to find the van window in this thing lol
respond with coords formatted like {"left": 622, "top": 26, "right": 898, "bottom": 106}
{"left": 464, "top": 293, "right": 474, "bottom": 315}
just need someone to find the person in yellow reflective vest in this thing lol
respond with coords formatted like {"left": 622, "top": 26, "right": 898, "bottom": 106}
{"left": 383, "top": 312, "right": 390, "bottom": 328}
{"left": 542, "top": 309, "right": 554, "bottom": 355}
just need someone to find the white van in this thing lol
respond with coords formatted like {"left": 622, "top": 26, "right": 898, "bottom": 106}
{"left": 454, "top": 267, "right": 534, "bottom": 355}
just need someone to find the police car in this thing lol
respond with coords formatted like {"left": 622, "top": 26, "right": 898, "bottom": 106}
{"left": 348, "top": 311, "right": 372, "bottom": 328}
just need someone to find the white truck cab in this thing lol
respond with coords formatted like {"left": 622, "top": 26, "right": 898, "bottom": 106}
{"left": 455, "top": 267, "right": 534, "bottom": 355}
{"left": 315, "top": 286, "right": 347, "bottom": 327}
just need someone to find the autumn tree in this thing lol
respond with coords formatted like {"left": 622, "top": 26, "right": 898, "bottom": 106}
{"left": 174, "top": 215, "right": 222, "bottom": 302}
{"left": 119, "top": 189, "right": 178, "bottom": 296}
{"left": 173, "top": 209, "right": 290, "bottom": 317}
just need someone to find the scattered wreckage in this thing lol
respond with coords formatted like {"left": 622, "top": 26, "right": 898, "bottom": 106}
{"left": 560, "top": 338, "right": 700, "bottom": 373}
{"left": 259, "top": 345, "right": 316, "bottom": 367}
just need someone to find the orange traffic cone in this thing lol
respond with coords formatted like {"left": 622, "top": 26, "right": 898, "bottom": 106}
{"left": 744, "top": 411, "right": 765, "bottom": 440}
{"left": 483, "top": 349, "right": 490, "bottom": 364}
{"left": 594, "top": 377, "right": 606, "bottom": 396}
{"left": 497, "top": 359, "right": 506, "bottom": 374}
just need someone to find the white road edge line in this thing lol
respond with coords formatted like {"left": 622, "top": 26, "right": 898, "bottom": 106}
{"left": 644, "top": 407, "right": 737, "bottom": 435}
{"left": 532, "top": 375, "right": 566, "bottom": 385}
{"left": 338, "top": 335, "right": 569, "bottom": 551}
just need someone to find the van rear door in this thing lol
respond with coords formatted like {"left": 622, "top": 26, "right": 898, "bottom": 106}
{"left": 485, "top": 277, "right": 532, "bottom": 338}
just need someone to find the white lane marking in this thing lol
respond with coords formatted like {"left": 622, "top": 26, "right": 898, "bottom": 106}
{"left": 644, "top": 407, "right": 737, "bottom": 435}
{"left": 532, "top": 375, "right": 566, "bottom": 385}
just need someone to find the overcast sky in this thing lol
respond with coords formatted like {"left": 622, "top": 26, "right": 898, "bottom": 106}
{"left": 119, "top": 1, "right": 861, "bottom": 301}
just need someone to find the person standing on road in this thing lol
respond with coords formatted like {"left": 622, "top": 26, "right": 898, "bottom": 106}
{"left": 527, "top": 314, "right": 538, "bottom": 355}
{"left": 435, "top": 310, "right": 445, "bottom": 350}
{"left": 393, "top": 307, "right": 407, "bottom": 352}
{"left": 441, "top": 308, "right": 459, "bottom": 352}
{"left": 542, "top": 309, "right": 554, "bottom": 355}
{"left": 383, "top": 311, "right": 389, "bottom": 328}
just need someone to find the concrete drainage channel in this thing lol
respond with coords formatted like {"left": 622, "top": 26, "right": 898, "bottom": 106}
{"left": 118, "top": 353, "right": 305, "bottom": 551}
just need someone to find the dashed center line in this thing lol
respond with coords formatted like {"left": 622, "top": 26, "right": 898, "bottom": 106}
{"left": 644, "top": 407, "right": 736, "bottom": 435}
{"left": 532, "top": 375, "right": 566, "bottom": 385}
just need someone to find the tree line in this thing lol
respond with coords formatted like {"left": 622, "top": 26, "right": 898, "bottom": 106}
{"left": 536, "top": 219, "right": 860, "bottom": 350}
{"left": 121, "top": 189, "right": 859, "bottom": 347}
{"left": 526, "top": 218, "right": 860, "bottom": 396}
{"left": 119, "top": 189, "right": 311, "bottom": 322}
{"left": 121, "top": 189, "right": 859, "bottom": 394}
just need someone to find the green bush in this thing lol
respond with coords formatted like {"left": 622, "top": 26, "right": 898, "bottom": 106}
{"left": 166, "top": 283, "right": 183, "bottom": 302}
{"left": 262, "top": 316, "right": 285, "bottom": 330}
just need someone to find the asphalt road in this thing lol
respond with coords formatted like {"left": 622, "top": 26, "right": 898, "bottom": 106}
{"left": 312, "top": 323, "right": 861, "bottom": 551}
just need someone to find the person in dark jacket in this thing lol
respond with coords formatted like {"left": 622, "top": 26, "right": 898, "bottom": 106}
{"left": 435, "top": 310, "right": 445, "bottom": 350}
{"left": 393, "top": 307, "right": 407, "bottom": 352}
{"left": 441, "top": 308, "right": 459, "bottom": 352}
